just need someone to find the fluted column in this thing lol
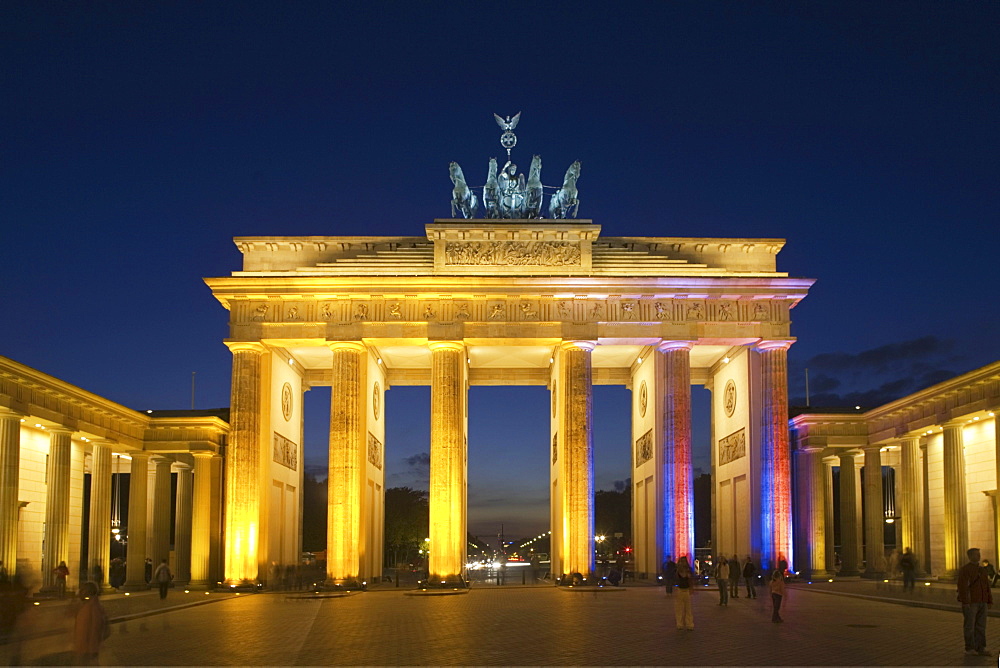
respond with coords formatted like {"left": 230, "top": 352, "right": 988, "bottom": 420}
{"left": 823, "top": 458, "right": 836, "bottom": 574}
{"left": 0, "top": 409, "right": 23, "bottom": 572}
{"left": 795, "top": 446, "right": 826, "bottom": 577}
{"left": 190, "top": 453, "right": 214, "bottom": 586}
{"left": 124, "top": 453, "right": 151, "bottom": 589}
{"left": 838, "top": 452, "right": 861, "bottom": 575}
{"left": 756, "top": 340, "right": 793, "bottom": 571}
{"left": 942, "top": 420, "right": 969, "bottom": 576}
{"left": 42, "top": 428, "right": 73, "bottom": 588}
{"left": 897, "top": 437, "right": 924, "bottom": 572}
{"left": 327, "top": 341, "right": 366, "bottom": 582}
{"left": 862, "top": 445, "right": 885, "bottom": 576}
{"left": 174, "top": 462, "right": 193, "bottom": 585}
{"left": 87, "top": 443, "right": 112, "bottom": 586}
{"left": 224, "top": 342, "right": 266, "bottom": 584}
{"left": 994, "top": 413, "right": 1000, "bottom": 567}
{"left": 560, "top": 340, "right": 595, "bottom": 576}
{"left": 658, "top": 341, "right": 693, "bottom": 562}
{"left": 149, "top": 457, "right": 172, "bottom": 566}
{"left": 428, "top": 341, "right": 467, "bottom": 580}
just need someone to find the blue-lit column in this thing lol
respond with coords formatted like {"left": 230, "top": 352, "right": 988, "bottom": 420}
{"left": 657, "top": 341, "right": 694, "bottom": 563}
{"left": 756, "top": 340, "right": 793, "bottom": 571}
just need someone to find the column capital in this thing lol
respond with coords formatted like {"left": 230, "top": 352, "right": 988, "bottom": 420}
{"left": 754, "top": 339, "right": 795, "bottom": 352}
{"left": 224, "top": 341, "right": 267, "bottom": 354}
{"left": 47, "top": 426, "right": 74, "bottom": 436}
{"left": 862, "top": 444, "right": 884, "bottom": 454}
{"left": 191, "top": 451, "right": 217, "bottom": 460}
{"left": 428, "top": 340, "right": 465, "bottom": 353}
{"left": 656, "top": 340, "right": 694, "bottom": 353}
{"left": 560, "top": 340, "right": 595, "bottom": 352}
{"left": 327, "top": 340, "right": 366, "bottom": 353}
{"left": 0, "top": 408, "right": 25, "bottom": 420}
{"left": 130, "top": 451, "right": 152, "bottom": 461}
{"left": 942, "top": 419, "right": 967, "bottom": 430}
{"left": 173, "top": 461, "right": 192, "bottom": 471}
{"left": 796, "top": 445, "right": 824, "bottom": 455}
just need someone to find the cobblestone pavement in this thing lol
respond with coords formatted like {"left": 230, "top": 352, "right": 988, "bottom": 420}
{"left": 7, "top": 584, "right": 1000, "bottom": 666}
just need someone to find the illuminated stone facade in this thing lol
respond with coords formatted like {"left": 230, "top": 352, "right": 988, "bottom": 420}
{"left": 207, "top": 219, "right": 813, "bottom": 581}
{"left": 0, "top": 356, "right": 226, "bottom": 593}
{"left": 792, "top": 361, "right": 1000, "bottom": 578}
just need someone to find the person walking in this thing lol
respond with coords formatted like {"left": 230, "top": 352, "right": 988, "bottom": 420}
{"left": 743, "top": 557, "right": 758, "bottom": 599}
{"left": 957, "top": 547, "right": 992, "bottom": 656}
{"left": 899, "top": 547, "right": 917, "bottom": 592}
{"left": 152, "top": 559, "right": 172, "bottom": 600}
{"left": 663, "top": 555, "right": 677, "bottom": 595}
{"left": 52, "top": 561, "right": 70, "bottom": 598}
{"left": 716, "top": 557, "right": 730, "bottom": 606}
{"left": 73, "top": 581, "right": 109, "bottom": 665}
{"left": 728, "top": 554, "right": 741, "bottom": 598}
{"left": 769, "top": 569, "right": 785, "bottom": 623}
{"left": 674, "top": 556, "right": 695, "bottom": 630}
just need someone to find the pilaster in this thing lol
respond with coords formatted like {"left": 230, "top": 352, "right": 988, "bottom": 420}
{"left": 559, "top": 340, "right": 595, "bottom": 576}
{"left": 0, "top": 409, "right": 24, "bottom": 572}
{"left": 862, "top": 445, "right": 885, "bottom": 577}
{"left": 942, "top": 420, "right": 969, "bottom": 576}
{"left": 224, "top": 341, "right": 266, "bottom": 584}
{"left": 42, "top": 428, "right": 73, "bottom": 588}
{"left": 327, "top": 341, "right": 366, "bottom": 582}
{"left": 838, "top": 451, "right": 862, "bottom": 576}
{"left": 755, "top": 340, "right": 793, "bottom": 571}
{"left": 87, "top": 442, "right": 112, "bottom": 587}
{"left": 897, "top": 437, "right": 924, "bottom": 573}
{"left": 124, "top": 452, "right": 151, "bottom": 589}
{"left": 795, "top": 446, "right": 827, "bottom": 578}
{"left": 190, "top": 453, "right": 215, "bottom": 587}
{"left": 428, "top": 341, "right": 467, "bottom": 581}
{"left": 174, "top": 462, "right": 193, "bottom": 585}
{"left": 657, "top": 340, "right": 693, "bottom": 562}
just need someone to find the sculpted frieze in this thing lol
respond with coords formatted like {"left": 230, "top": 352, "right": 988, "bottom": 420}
{"left": 635, "top": 429, "right": 653, "bottom": 466}
{"left": 273, "top": 432, "right": 298, "bottom": 471}
{"left": 718, "top": 428, "right": 746, "bottom": 466}
{"left": 368, "top": 432, "right": 383, "bottom": 470}
{"left": 445, "top": 241, "right": 581, "bottom": 266}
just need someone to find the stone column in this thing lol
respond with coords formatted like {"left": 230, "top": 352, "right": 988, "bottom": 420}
{"left": 838, "top": 451, "right": 861, "bottom": 575}
{"left": 942, "top": 420, "right": 969, "bottom": 576}
{"left": 87, "top": 442, "right": 112, "bottom": 587}
{"left": 994, "top": 412, "right": 1000, "bottom": 566}
{"left": 327, "top": 341, "right": 365, "bottom": 582}
{"left": 428, "top": 341, "right": 467, "bottom": 581}
{"left": 795, "top": 447, "right": 826, "bottom": 578}
{"left": 862, "top": 445, "right": 885, "bottom": 577}
{"left": 658, "top": 341, "right": 693, "bottom": 562}
{"left": 190, "top": 453, "right": 214, "bottom": 587}
{"left": 124, "top": 453, "right": 150, "bottom": 589}
{"left": 823, "top": 457, "right": 837, "bottom": 574}
{"left": 560, "top": 340, "right": 595, "bottom": 576}
{"left": 897, "top": 437, "right": 924, "bottom": 573}
{"left": 224, "top": 342, "right": 266, "bottom": 584}
{"left": 756, "top": 340, "right": 793, "bottom": 571}
{"left": 0, "top": 409, "right": 23, "bottom": 572}
{"left": 149, "top": 457, "right": 172, "bottom": 566}
{"left": 174, "top": 462, "right": 193, "bottom": 585}
{"left": 42, "top": 428, "right": 73, "bottom": 588}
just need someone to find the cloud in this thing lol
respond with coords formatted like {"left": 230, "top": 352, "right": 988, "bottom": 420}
{"left": 387, "top": 452, "right": 430, "bottom": 489}
{"left": 788, "top": 336, "right": 967, "bottom": 408}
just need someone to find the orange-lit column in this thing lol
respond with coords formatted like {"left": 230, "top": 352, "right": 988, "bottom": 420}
{"left": 189, "top": 453, "right": 215, "bottom": 587}
{"left": 838, "top": 451, "right": 861, "bottom": 576}
{"left": 428, "top": 341, "right": 467, "bottom": 580}
{"left": 173, "top": 462, "right": 193, "bottom": 585}
{"left": 794, "top": 446, "right": 826, "bottom": 578}
{"left": 658, "top": 341, "right": 693, "bottom": 562}
{"left": 942, "top": 420, "right": 968, "bottom": 576}
{"left": 327, "top": 341, "right": 366, "bottom": 582}
{"left": 149, "top": 456, "right": 172, "bottom": 565}
{"left": 124, "top": 452, "right": 150, "bottom": 589}
{"left": 560, "top": 340, "right": 595, "bottom": 577}
{"left": 756, "top": 340, "right": 793, "bottom": 571}
{"left": 224, "top": 342, "right": 266, "bottom": 583}
{"left": 862, "top": 445, "right": 885, "bottom": 576}
{"left": 0, "top": 409, "right": 23, "bottom": 572}
{"left": 42, "top": 428, "right": 73, "bottom": 588}
{"left": 87, "top": 442, "right": 112, "bottom": 588}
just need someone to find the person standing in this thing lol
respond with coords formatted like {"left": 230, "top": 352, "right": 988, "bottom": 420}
{"left": 73, "top": 581, "right": 109, "bottom": 666}
{"left": 957, "top": 547, "right": 992, "bottom": 656}
{"left": 728, "top": 554, "right": 741, "bottom": 598}
{"left": 899, "top": 547, "right": 917, "bottom": 592}
{"left": 52, "top": 561, "right": 70, "bottom": 598}
{"left": 674, "top": 556, "right": 695, "bottom": 630}
{"left": 716, "top": 558, "right": 730, "bottom": 606}
{"left": 743, "top": 557, "right": 758, "bottom": 599}
{"left": 663, "top": 556, "right": 677, "bottom": 595}
{"left": 152, "top": 559, "right": 172, "bottom": 600}
{"left": 769, "top": 569, "right": 785, "bottom": 623}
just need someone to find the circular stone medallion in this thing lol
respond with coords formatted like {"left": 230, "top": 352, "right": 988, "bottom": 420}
{"left": 723, "top": 379, "right": 737, "bottom": 418}
{"left": 281, "top": 382, "right": 293, "bottom": 421}
{"left": 373, "top": 382, "right": 381, "bottom": 420}
{"left": 638, "top": 381, "right": 648, "bottom": 418}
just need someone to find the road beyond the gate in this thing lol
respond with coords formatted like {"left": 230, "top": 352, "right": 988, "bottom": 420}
{"left": 3, "top": 584, "right": 996, "bottom": 666}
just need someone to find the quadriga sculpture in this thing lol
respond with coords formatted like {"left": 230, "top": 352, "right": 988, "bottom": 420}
{"left": 525, "top": 155, "right": 543, "bottom": 219}
{"left": 549, "top": 161, "right": 581, "bottom": 219}
{"left": 449, "top": 161, "right": 479, "bottom": 219}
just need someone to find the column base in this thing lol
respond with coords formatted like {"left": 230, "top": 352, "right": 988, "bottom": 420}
{"left": 122, "top": 582, "right": 150, "bottom": 592}
{"left": 861, "top": 569, "right": 886, "bottom": 579}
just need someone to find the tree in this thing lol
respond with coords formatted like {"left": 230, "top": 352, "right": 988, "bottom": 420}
{"left": 384, "top": 487, "right": 428, "bottom": 568}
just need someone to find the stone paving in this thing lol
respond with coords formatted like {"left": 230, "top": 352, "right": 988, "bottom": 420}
{"left": 4, "top": 583, "right": 1000, "bottom": 666}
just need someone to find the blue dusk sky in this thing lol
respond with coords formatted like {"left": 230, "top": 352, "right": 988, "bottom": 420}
{"left": 3, "top": 2, "right": 996, "bottom": 538}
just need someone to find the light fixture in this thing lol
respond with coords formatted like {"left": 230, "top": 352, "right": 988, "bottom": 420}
{"left": 722, "top": 356, "right": 730, "bottom": 364}
{"left": 288, "top": 358, "right": 294, "bottom": 365}
{"left": 147, "top": 410, "right": 153, "bottom": 414}
{"left": 377, "top": 358, "right": 382, "bottom": 365}
{"left": 636, "top": 357, "right": 642, "bottom": 364}
{"left": 854, "top": 406, "right": 861, "bottom": 410}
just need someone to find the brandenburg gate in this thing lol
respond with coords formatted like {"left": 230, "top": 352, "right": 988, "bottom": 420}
{"left": 206, "top": 219, "right": 813, "bottom": 584}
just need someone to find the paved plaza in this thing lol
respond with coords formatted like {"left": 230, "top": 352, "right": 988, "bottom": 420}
{"left": 3, "top": 583, "right": 1000, "bottom": 666}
